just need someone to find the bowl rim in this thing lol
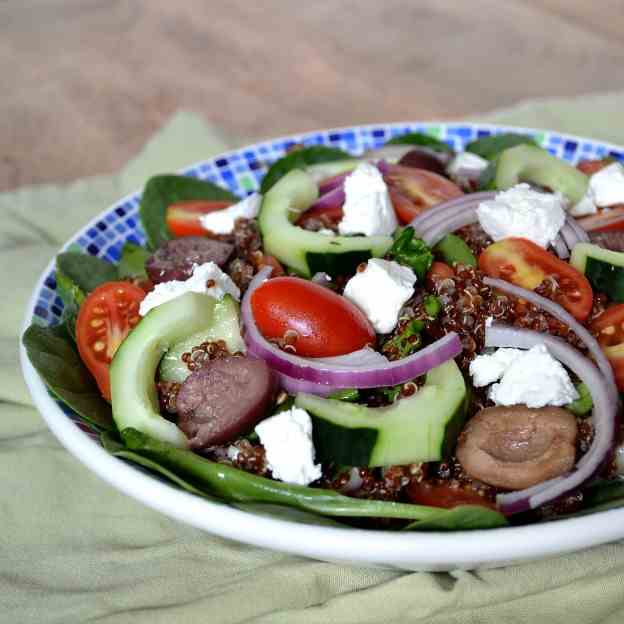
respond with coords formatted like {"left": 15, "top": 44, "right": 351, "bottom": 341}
{"left": 20, "top": 121, "right": 624, "bottom": 570}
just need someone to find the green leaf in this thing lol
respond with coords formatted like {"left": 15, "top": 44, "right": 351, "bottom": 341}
{"left": 57, "top": 252, "right": 118, "bottom": 293}
{"left": 22, "top": 324, "right": 114, "bottom": 430}
{"left": 404, "top": 504, "right": 507, "bottom": 531}
{"left": 585, "top": 257, "right": 624, "bottom": 303}
{"left": 550, "top": 480, "right": 624, "bottom": 521}
{"left": 387, "top": 226, "right": 434, "bottom": 280}
{"left": 465, "top": 133, "right": 537, "bottom": 161}
{"left": 118, "top": 242, "right": 150, "bottom": 279}
{"left": 477, "top": 160, "right": 498, "bottom": 190}
{"left": 260, "top": 146, "right": 351, "bottom": 194}
{"left": 120, "top": 428, "right": 507, "bottom": 530}
{"left": 55, "top": 268, "right": 86, "bottom": 340}
{"left": 140, "top": 174, "right": 238, "bottom": 249}
{"left": 327, "top": 388, "right": 360, "bottom": 402}
{"left": 385, "top": 132, "right": 452, "bottom": 152}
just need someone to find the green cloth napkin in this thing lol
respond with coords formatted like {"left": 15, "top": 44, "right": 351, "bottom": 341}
{"left": 4, "top": 98, "right": 624, "bottom": 624}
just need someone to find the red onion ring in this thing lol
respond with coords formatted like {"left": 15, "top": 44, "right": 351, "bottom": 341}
{"left": 485, "top": 323, "right": 617, "bottom": 514}
{"left": 409, "top": 192, "right": 495, "bottom": 235}
{"left": 482, "top": 276, "right": 618, "bottom": 403}
{"left": 318, "top": 172, "right": 349, "bottom": 195}
{"left": 241, "top": 267, "right": 463, "bottom": 391}
{"left": 308, "top": 185, "right": 345, "bottom": 212}
{"left": 411, "top": 193, "right": 580, "bottom": 260}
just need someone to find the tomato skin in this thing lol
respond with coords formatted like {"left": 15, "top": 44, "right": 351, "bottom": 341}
{"left": 166, "top": 200, "right": 233, "bottom": 237}
{"left": 577, "top": 205, "right": 624, "bottom": 233}
{"left": 384, "top": 165, "right": 464, "bottom": 224}
{"left": 427, "top": 261, "right": 454, "bottom": 281}
{"left": 295, "top": 203, "right": 343, "bottom": 229}
{"left": 479, "top": 237, "right": 594, "bottom": 322}
{"left": 406, "top": 481, "right": 496, "bottom": 510}
{"left": 256, "top": 254, "right": 285, "bottom": 276}
{"left": 591, "top": 305, "right": 624, "bottom": 390}
{"left": 577, "top": 158, "right": 613, "bottom": 176}
{"left": 76, "top": 281, "right": 146, "bottom": 401}
{"left": 250, "top": 277, "right": 375, "bottom": 357}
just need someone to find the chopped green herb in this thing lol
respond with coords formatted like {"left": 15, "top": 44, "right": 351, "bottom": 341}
{"left": 327, "top": 388, "right": 360, "bottom": 402}
{"left": 566, "top": 382, "right": 593, "bottom": 416}
{"left": 388, "top": 227, "right": 433, "bottom": 280}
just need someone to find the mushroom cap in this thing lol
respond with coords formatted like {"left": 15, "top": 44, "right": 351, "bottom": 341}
{"left": 456, "top": 405, "right": 578, "bottom": 491}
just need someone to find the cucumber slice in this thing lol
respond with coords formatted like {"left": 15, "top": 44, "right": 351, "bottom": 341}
{"left": 494, "top": 144, "right": 588, "bottom": 204}
{"left": 295, "top": 360, "right": 467, "bottom": 467}
{"left": 434, "top": 234, "right": 476, "bottom": 267}
{"left": 110, "top": 293, "right": 234, "bottom": 447}
{"left": 158, "top": 295, "right": 245, "bottom": 383}
{"left": 258, "top": 169, "right": 393, "bottom": 277}
{"left": 570, "top": 242, "right": 624, "bottom": 301}
{"left": 305, "top": 159, "right": 361, "bottom": 184}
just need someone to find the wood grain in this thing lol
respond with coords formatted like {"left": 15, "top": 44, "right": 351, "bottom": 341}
{"left": 1, "top": 1, "right": 623, "bottom": 191}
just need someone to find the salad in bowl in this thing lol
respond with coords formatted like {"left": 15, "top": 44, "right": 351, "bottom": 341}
{"left": 21, "top": 124, "right": 624, "bottom": 548}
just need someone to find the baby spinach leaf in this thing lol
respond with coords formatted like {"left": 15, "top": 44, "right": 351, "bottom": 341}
{"left": 57, "top": 251, "right": 118, "bottom": 294}
{"left": 403, "top": 504, "right": 507, "bottom": 531}
{"left": 55, "top": 268, "right": 86, "bottom": 340}
{"left": 465, "top": 133, "right": 537, "bottom": 161}
{"left": 120, "top": 428, "right": 507, "bottom": 530}
{"left": 386, "top": 132, "right": 452, "bottom": 152}
{"left": 22, "top": 323, "right": 113, "bottom": 430}
{"left": 118, "top": 242, "right": 150, "bottom": 279}
{"left": 140, "top": 174, "right": 238, "bottom": 249}
{"left": 260, "top": 146, "right": 351, "bottom": 194}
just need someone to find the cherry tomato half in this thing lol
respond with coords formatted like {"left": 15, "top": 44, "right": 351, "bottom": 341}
{"left": 478, "top": 237, "right": 593, "bottom": 322}
{"left": 406, "top": 481, "right": 496, "bottom": 510}
{"left": 427, "top": 261, "right": 455, "bottom": 282}
{"left": 577, "top": 158, "right": 614, "bottom": 176}
{"left": 591, "top": 304, "right": 624, "bottom": 390}
{"left": 166, "top": 199, "right": 233, "bottom": 237}
{"left": 250, "top": 277, "right": 375, "bottom": 357}
{"left": 383, "top": 164, "right": 464, "bottom": 223}
{"left": 76, "top": 281, "right": 146, "bottom": 401}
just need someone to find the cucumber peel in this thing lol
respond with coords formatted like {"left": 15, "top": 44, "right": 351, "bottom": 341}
{"left": 110, "top": 292, "right": 236, "bottom": 447}
{"left": 258, "top": 169, "right": 393, "bottom": 277}
{"left": 296, "top": 360, "right": 467, "bottom": 467}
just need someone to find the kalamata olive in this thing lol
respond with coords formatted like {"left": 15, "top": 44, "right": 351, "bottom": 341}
{"left": 176, "top": 356, "right": 275, "bottom": 448}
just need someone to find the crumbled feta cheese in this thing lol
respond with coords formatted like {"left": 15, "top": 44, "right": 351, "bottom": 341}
{"left": 139, "top": 262, "right": 240, "bottom": 316}
{"left": 446, "top": 151, "right": 489, "bottom": 183}
{"left": 486, "top": 344, "right": 579, "bottom": 408}
{"left": 343, "top": 258, "right": 416, "bottom": 334}
{"left": 317, "top": 228, "right": 336, "bottom": 236}
{"left": 571, "top": 162, "right": 624, "bottom": 217}
{"left": 255, "top": 407, "right": 322, "bottom": 486}
{"left": 338, "top": 162, "right": 398, "bottom": 236}
{"left": 469, "top": 348, "right": 523, "bottom": 387}
{"left": 477, "top": 183, "right": 566, "bottom": 247}
{"left": 227, "top": 445, "right": 240, "bottom": 462}
{"left": 199, "top": 193, "right": 262, "bottom": 234}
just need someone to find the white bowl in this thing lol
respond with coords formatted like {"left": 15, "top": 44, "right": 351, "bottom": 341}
{"left": 21, "top": 122, "right": 624, "bottom": 570}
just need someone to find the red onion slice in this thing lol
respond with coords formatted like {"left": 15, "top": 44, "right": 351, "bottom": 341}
{"left": 318, "top": 172, "right": 349, "bottom": 195}
{"left": 485, "top": 323, "right": 617, "bottom": 514}
{"left": 409, "top": 192, "right": 495, "bottom": 235}
{"left": 273, "top": 371, "right": 335, "bottom": 397}
{"left": 414, "top": 195, "right": 578, "bottom": 260}
{"left": 308, "top": 185, "right": 345, "bottom": 212}
{"left": 241, "top": 267, "right": 463, "bottom": 391}
{"left": 482, "top": 276, "right": 618, "bottom": 403}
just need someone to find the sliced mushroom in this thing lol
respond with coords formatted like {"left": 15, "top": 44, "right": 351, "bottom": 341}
{"left": 456, "top": 405, "right": 577, "bottom": 490}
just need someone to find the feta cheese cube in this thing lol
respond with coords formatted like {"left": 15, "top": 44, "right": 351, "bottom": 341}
{"left": 570, "top": 162, "right": 624, "bottom": 217}
{"left": 477, "top": 183, "right": 566, "bottom": 248}
{"left": 338, "top": 162, "right": 398, "bottom": 237}
{"left": 343, "top": 258, "right": 416, "bottom": 334}
{"left": 469, "top": 348, "right": 523, "bottom": 387}
{"left": 255, "top": 407, "right": 322, "bottom": 486}
{"left": 139, "top": 262, "right": 240, "bottom": 316}
{"left": 446, "top": 151, "right": 489, "bottom": 185}
{"left": 486, "top": 345, "right": 579, "bottom": 408}
{"left": 199, "top": 193, "right": 262, "bottom": 234}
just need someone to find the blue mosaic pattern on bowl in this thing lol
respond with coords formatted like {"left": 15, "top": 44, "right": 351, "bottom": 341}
{"left": 28, "top": 122, "right": 622, "bottom": 435}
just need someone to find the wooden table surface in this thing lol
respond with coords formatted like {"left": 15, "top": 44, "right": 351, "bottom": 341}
{"left": 2, "top": 1, "right": 624, "bottom": 192}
